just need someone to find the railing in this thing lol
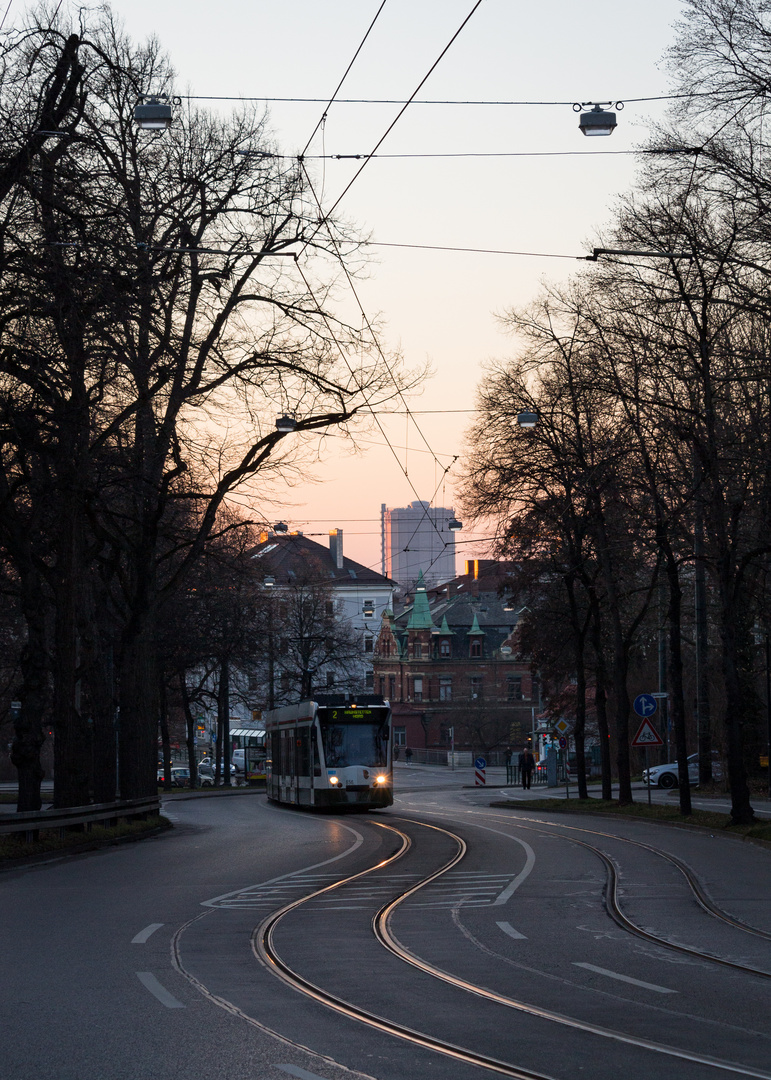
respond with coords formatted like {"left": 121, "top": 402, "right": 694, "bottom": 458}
{"left": 505, "top": 764, "right": 548, "bottom": 786}
{"left": 0, "top": 796, "right": 161, "bottom": 843}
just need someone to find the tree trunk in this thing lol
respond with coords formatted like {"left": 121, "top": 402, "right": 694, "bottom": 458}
{"left": 11, "top": 569, "right": 49, "bottom": 812}
{"left": 589, "top": 592, "right": 613, "bottom": 800}
{"left": 118, "top": 620, "right": 159, "bottom": 801}
{"left": 663, "top": 546, "right": 692, "bottom": 815}
{"left": 218, "top": 655, "right": 231, "bottom": 788}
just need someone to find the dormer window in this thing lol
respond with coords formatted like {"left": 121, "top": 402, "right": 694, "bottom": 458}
{"left": 470, "top": 640, "right": 482, "bottom": 658}
{"left": 440, "top": 639, "right": 451, "bottom": 657}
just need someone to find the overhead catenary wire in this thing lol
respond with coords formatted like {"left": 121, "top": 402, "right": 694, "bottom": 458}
{"left": 183, "top": 92, "right": 709, "bottom": 106}
{"left": 290, "top": 1, "right": 492, "bottom": 563}
{"left": 299, "top": 0, "right": 389, "bottom": 158}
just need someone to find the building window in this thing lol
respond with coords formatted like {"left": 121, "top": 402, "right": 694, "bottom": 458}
{"left": 440, "top": 639, "right": 451, "bottom": 657}
{"left": 326, "top": 671, "right": 335, "bottom": 688}
{"left": 470, "top": 676, "right": 483, "bottom": 700}
{"left": 364, "top": 635, "right": 374, "bottom": 653}
{"left": 365, "top": 670, "right": 374, "bottom": 689}
{"left": 394, "top": 726, "right": 406, "bottom": 747}
{"left": 363, "top": 599, "right": 375, "bottom": 617}
{"left": 507, "top": 675, "right": 523, "bottom": 701}
{"left": 413, "top": 677, "right": 423, "bottom": 703}
{"left": 439, "top": 677, "right": 452, "bottom": 702}
{"left": 389, "top": 675, "right": 396, "bottom": 699}
{"left": 379, "top": 675, "right": 386, "bottom": 695}
{"left": 470, "top": 639, "right": 482, "bottom": 657}
{"left": 325, "top": 600, "right": 334, "bottom": 616}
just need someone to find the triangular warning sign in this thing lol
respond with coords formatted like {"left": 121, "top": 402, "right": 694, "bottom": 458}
{"left": 632, "top": 718, "right": 664, "bottom": 747}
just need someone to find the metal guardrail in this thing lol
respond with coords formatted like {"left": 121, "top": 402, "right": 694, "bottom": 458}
{"left": 0, "top": 796, "right": 161, "bottom": 843}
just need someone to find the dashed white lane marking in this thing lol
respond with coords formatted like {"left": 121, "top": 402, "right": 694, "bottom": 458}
{"left": 132, "top": 923, "right": 164, "bottom": 943}
{"left": 136, "top": 971, "right": 185, "bottom": 1008}
{"left": 496, "top": 920, "right": 527, "bottom": 940}
{"left": 573, "top": 962, "right": 677, "bottom": 994}
{"left": 276, "top": 1066, "right": 328, "bottom": 1080}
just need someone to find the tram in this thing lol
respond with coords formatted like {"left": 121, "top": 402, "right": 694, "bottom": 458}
{"left": 265, "top": 695, "right": 393, "bottom": 809}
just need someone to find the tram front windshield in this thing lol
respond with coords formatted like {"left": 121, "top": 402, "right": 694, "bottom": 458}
{"left": 318, "top": 708, "right": 389, "bottom": 768}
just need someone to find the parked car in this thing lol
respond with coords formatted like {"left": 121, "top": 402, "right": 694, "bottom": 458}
{"left": 642, "top": 752, "right": 722, "bottom": 789}
{"left": 157, "top": 766, "right": 193, "bottom": 788}
{"left": 197, "top": 756, "right": 236, "bottom": 780}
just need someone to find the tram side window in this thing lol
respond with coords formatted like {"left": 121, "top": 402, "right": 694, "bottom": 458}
{"left": 270, "top": 731, "right": 280, "bottom": 770}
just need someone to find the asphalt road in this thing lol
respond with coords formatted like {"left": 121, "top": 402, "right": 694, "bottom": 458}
{"left": 1, "top": 766, "right": 771, "bottom": 1080}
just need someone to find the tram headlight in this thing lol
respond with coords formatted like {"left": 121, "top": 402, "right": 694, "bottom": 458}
{"left": 329, "top": 776, "right": 340, "bottom": 786}
{"left": 375, "top": 774, "right": 388, "bottom": 785}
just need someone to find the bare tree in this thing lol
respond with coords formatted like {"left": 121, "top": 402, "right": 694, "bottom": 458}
{"left": 0, "top": 7, "right": 417, "bottom": 808}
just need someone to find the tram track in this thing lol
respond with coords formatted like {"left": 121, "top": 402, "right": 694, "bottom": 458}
{"left": 253, "top": 819, "right": 556, "bottom": 1080}
{"left": 515, "top": 822, "right": 771, "bottom": 977}
{"left": 486, "top": 810, "right": 771, "bottom": 940}
{"left": 252, "top": 814, "right": 771, "bottom": 1079}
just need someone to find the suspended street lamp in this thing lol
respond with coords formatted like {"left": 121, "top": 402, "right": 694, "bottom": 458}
{"left": 575, "top": 101, "right": 620, "bottom": 137}
{"left": 134, "top": 95, "right": 173, "bottom": 132}
{"left": 516, "top": 411, "right": 539, "bottom": 429}
{"left": 274, "top": 522, "right": 288, "bottom": 534}
{"left": 448, "top": 517, "right": 463, "bottom": 532}
{"left": 275, "top": 414, "right": 297, "bottom": 434}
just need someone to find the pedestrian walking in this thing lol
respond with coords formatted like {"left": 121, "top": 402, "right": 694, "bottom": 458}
{"left": 405, "top": 746, "right": 413, "bottom": 765}
{"left": 518, "top": 746, "right": 535, "bottom": 789}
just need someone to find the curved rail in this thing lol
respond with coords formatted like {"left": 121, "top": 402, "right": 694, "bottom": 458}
{"left": 503, "top": 812, "right": 771, "bottom": 943}
{"left": 370, "top": 820, "right": 771, "bottom": 1078}
{"left": 253, "top": 819, "right": 559, "bottom": 1080}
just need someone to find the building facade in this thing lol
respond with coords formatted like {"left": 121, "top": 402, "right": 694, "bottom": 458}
{"left": 251, "top": 529, "right": 395, "bottom": 701}
{"left": 373, "top": 561, "right": 539, "bottom": 757}
{"left": 380, "top": 500, "right": 458, "bottom": 589}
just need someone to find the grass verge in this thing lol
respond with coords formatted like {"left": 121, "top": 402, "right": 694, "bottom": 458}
{"left": 0, "top": 814, "right": 172, "bottom": 863}
{"left": 489, "top": 797, "right": 771, "bottom": 843}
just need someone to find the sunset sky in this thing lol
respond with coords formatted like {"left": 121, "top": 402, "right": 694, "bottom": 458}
{"left": 114, "top": 0, "right": 683, "bottom": 569}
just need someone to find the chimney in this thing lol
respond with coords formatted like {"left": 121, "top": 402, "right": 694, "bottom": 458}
{"left": 329, "top": 529, "right": 344, "bottom": 569}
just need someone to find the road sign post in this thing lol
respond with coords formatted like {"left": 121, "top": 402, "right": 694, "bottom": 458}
{"left": 474, "top": 756, "right": 486, "bottom": 786}
{"left": 557, "top": 735, "right": 569, "bottom": 799}
{"left": 632, "top": 715, "right": 664, "bottom": 806}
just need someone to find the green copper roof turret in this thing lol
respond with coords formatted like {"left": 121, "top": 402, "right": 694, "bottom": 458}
{"left": 406, "top": 570, "right": 436, "bottom": 630}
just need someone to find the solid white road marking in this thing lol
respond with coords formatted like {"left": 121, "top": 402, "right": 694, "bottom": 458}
{"left": 136, "top": 971, "right": 185, "bottom": 1008}
{"left": 492, "top": 836, "right": 536, "bottom": 905}
{"left": 276, "top": 1067, "right": 329, "bottom": 1080}
{"left": 573, "top": 962, "right": 677, "bottom": 994}
{"left": 496, "top": 920, "right": 527, "bottom": 940}
{"left": 132, "top": 923, "right": 164, "bottom": 944}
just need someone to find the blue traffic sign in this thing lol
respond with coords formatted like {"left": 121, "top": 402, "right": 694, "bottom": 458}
{"left": 633, "top": 693, "right": 657, "bottom": 717}
{"left": 474, "top": 757, "right": 487, "bottom": 770}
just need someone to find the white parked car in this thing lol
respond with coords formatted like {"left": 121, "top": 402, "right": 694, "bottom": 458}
{"left": 642, "top": 752, "right": 722, "bottom": 789}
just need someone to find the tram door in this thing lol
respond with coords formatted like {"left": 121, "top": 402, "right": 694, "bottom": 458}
{"left": 280, "top": 727, "right": 298, "bottom": 803}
